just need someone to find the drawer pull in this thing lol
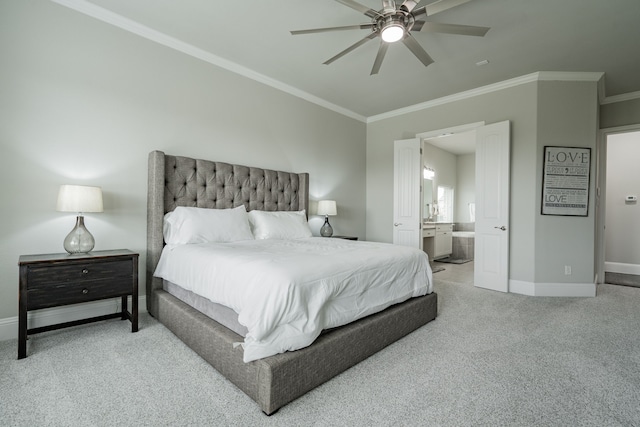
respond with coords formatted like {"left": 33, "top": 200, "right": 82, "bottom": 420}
{"left": 82, "top": 269, "right": 89, "bottom": 274}
{"left": 82, "top": 288, "right": 89, "bottom": 294}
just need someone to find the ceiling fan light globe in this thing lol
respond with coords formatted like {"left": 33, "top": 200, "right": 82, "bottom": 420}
{"left": 381, "top": 25, "right": 404, "bottom": 43}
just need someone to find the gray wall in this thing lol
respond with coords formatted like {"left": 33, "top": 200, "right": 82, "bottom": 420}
{"left": 0, "top": 1, "right": 366, "bottom": 320}
{"left": 367, "top": 82, "right": 539, "bottom": 283}
{"left": 534, "top": 81, "right": 599, "bottom": 284}
{"left": 605, "top": 131, "right": 640, "bottom": 265}
{"left": 366, "top": 80, "right": 600, "bottom": 286}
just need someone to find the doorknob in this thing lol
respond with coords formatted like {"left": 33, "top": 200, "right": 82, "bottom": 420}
{"left": 394, "top": 223, "right": 401, "bottom": 227}
{"left": 494, "top": 226, "right": 507, "bottom": 231}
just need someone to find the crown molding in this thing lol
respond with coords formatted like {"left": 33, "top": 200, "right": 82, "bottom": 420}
{"left": 367, "top": 71, "right": 605, "bottom": 123}
{"left": 601, "top": 90, "right": 640, "bottom": 105}
{"left": 50, "top": 1, "right": 614, "bottom": 123}
{"left": 51, "top": 0, "right": 367, "bottom": 123}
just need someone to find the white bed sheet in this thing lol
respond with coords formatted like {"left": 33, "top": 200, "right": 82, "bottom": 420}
{"left": 154, "top": 237, "right": 433, "bottom": 362}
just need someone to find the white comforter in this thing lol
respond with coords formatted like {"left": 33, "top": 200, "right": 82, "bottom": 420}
{"left": 154, "top": 238, "right": 433, "bottom": 362}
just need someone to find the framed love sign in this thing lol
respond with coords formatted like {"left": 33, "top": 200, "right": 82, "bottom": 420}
{"left": 541, "top": 146, "right": 591, "bottom": 216}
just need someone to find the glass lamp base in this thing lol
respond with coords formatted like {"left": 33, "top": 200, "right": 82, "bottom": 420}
{"left": 63, "top": 215, "right": 95, "bottom": 254}
{"left": 320, "top": 216, "right": 334, "bottom": 237}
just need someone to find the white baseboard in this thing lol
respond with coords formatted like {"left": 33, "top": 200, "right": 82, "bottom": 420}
{"left": 0, "top": 296, "right": 147, "bottom": 342}
{"left": 509, "top": 280, "right": 596, "bottom": 297}
{"left": 605, "top": 262, "right": 640, "bottom": 275}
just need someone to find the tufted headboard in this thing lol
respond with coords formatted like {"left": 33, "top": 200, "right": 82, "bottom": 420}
{"left": 146, "top": 150, "right": 309, "bottom": 316}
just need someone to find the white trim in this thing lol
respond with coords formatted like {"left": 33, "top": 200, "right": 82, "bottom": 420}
{"left": 595, "top": 124, "right": 640, "bottom": 283}
{"left": 605, "top": 262, "right": 640, "bottom": 275}
{"left": 602, "top": 90, "right": 640, "bottom": 105}
{"left": 50, "top": 0, "right": 367, "bottom": 123}
{"left": 509, "top": 280, "right": 596, "bottom": 297}
{"left": 368, "top": 72, "right": 604, "bottom": 123}
{"left": 416, "top": 121, "right": 485, "bottom": 139}
{"left": 599, "top": 123, "right": 640, "bottom": 135}
{"left": 0, "top": 296, "right": 147, "bottom": 342}
{"left": 50, "top": 1, "right": 610, "bottom": 123}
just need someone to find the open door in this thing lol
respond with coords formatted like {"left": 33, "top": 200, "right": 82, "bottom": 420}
{"left": 393, "top": 138, "right": 422, "bottom": 248}
{"left": 474, "top": 121, "right": 510, "bottom": 292}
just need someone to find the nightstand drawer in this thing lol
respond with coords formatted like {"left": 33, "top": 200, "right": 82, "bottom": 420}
{"left": 27, "top": 260, "right": 132, "bottom": 288}
{"left": 27, "top": 277, "right": 132, "bottom": 310}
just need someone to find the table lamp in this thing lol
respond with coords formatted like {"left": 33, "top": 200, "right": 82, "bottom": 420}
{"left": 56, "top": 184, "right": 103, "bottom": 254}
{"left": 317, "top": 200, "right": 337, "bottom": 237}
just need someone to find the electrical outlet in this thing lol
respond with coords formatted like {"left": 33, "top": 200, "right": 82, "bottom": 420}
{"left": 564, "top": 265, "right": 572, "bottom": 275}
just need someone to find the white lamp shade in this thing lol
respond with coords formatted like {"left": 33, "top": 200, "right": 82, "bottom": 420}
{"left": 317, "top": 200, "right": 337, "bottom": 216}
{"left": 56, "top": 185, "right": 104, "bottom": 213}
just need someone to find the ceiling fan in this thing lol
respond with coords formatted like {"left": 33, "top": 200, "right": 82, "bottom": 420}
{"left": 291, "top": 0, "right": 490, "bottom": 75}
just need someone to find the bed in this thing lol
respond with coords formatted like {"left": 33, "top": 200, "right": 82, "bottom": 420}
{"left": 146, "top": 150, "right": 438, "bottom": 414}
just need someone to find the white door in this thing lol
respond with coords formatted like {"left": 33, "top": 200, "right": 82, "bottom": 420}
{"left": 475, "top": 121, "right": 510, "bottom": 292}
{"left": 393, "top": 138, "right": 422, "bottom": 248}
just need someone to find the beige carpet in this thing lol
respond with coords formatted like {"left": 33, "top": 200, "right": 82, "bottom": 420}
{"left": 2, "top": 281, "right": 639, "bottom": 426}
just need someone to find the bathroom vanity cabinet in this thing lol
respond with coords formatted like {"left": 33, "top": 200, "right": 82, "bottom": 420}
{"left": 423, "top": 223, "right": 453, "bottom": 260}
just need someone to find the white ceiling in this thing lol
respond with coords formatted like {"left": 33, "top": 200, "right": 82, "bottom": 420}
{"left": 59, "top": 0, "right": 640, "bottom": 119}
{"left": 425, "top": 131, "right": 476, "bottom": 155}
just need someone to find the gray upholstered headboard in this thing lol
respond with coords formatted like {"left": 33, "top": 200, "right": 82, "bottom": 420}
{"left": 146, "top": 150, "right": 309, "bottom": 316}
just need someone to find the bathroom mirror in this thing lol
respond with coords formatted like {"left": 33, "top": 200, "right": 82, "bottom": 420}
{"left": 423, "top": 177, "right": 434, "bottom": 221}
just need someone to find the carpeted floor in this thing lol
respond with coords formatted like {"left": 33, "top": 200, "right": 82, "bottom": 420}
{"left": 2, "top": 278, "right": 640, "bottom": 426}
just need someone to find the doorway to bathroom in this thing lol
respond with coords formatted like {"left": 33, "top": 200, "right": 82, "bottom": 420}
{"left": 598, "top": 127, "right": 640, "bottom": 287}
{"left": 416, "top": 121, "right": 510, "bottom": 291}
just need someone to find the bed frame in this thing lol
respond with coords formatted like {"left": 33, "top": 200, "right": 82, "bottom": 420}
{"left": 146, "top": 150, "right": 438, "bottom": 414}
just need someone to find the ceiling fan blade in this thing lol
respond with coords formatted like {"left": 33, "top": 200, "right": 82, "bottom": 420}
{"left": 291, "top": 23, "right": 374, "bottom": 35}
{"left": 400, "top": 0, "right": 420, "bottom": 12}
{"left": 425, "top": 0, "right": 472, "bottom": 15}
{"left": 370, "top": 42, "right": 389, "bottom": 75}
{"left": 411, "top": 6, "right": 427, "bottom": 18}
{"left": 402, "top": 34, "right": 434, "bottom": 67}
{"left": 324, "top": 32, "right": 378, "bottom": 65}
{"left": 335, "top": 0, "right": 382, "bottom": 18}
{"left": 418, "top": 21, "right": 489, "bottom": 36}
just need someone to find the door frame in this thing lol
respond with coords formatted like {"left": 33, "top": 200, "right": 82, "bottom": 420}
{"left": 416, "top": 122, "right": 486, "bottom": 141}
{"left": 415, "top": 122, "right": 485, "bottom": 257}
{"left": 595, "top": 123, "right": 640, "bottom": 283}
{"left": 415, "top": 120, "right": 511, "bottom": 290}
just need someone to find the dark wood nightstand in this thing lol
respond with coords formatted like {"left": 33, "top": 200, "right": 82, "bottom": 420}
{"left": 18, "top": 249, "right": 139, "bottom": 359}
{"left": 331, "top": 236, "right": 358, "bottom": 241}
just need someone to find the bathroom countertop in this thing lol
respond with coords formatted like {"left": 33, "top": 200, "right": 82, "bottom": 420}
{"left": 423, "top": 222, "right": 452, "bottom": 228}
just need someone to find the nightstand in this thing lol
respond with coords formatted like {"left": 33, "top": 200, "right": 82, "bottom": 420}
{"left": 331, "top": 235, "right": 358, "bottom": 241}
{"left": 18, "top": 249, "right": 139, "bottom": 359}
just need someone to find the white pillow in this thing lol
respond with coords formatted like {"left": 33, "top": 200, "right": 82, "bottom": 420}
{"left": 248, "top": 210, "right": 312, "bottom": 240}
{"left": 163, "top": 205, "right": 254, "bottom": 245}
